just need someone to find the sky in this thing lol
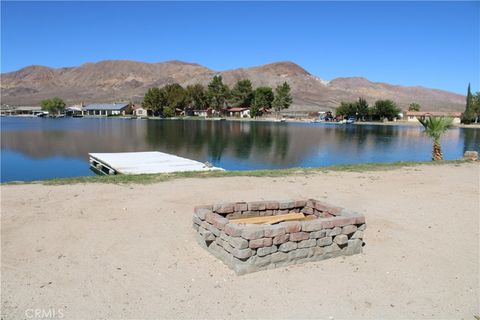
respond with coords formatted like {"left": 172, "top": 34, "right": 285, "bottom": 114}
{"left": 1, "top": 1, "right": 479, "bottom": 94}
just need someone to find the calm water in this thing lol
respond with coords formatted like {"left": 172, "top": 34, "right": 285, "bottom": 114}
{"left": 1, "top": 117, "right": 479, "bottom": 182}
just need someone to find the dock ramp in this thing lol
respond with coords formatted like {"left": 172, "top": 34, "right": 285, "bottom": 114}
{"left": 89, "top": 151, "right": 223, "bottom": 175}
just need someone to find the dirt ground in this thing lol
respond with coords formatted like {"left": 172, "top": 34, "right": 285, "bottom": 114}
{"left": 1, "top": 163, "right": 479, "bottom": 319}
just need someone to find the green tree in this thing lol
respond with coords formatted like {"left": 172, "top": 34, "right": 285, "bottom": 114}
{"left": 418, "top": 116, "right": 453, "bottom": 161}
{"left": 473, "top": 91, "right": 480, "bottom": 123}
{"left": 336, "top": 98, "right": 369, "bottom": 120}
{"left": 272, "top": 82, "right": 293, "bottom": 116}
{"left": 461, "top": 83, "right": 476, "bottom": 124}
{"left": 252, "top": 87, "right": 274, "bottom": 117}
{"left": 336, "top": 101, "right": 357, "bottom": 118}
{"left": 207, "top": 75, "right": 229, "bottom": 111}
{"left": 142, "top": 87, "right": 166, "bottom": 116}
{"left": 372, "top": 100, "right": 401, "bottom": 120}
{"left": 250, "top": 104, "right": 261, "bottom": 118}
{"left": 40, "top": 97, "right": 66, "bottom": 115}
{"left": 229, "top": 79, "right": 254, "bottom": 108}
{"left": 408, "top": 102, "right": 421, "bottom": 112}
{"left": 186, "top": 84, "right": 208, "bottom": 110}
{"left": 163, "top": 83, "right": 187, "bottom": 116}
{"left": 356, "top": 98, "right": 369, "bottom": 120}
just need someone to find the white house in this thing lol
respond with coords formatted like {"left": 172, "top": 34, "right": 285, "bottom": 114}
{"left": 228, "top": 107, "right": 250, "bottom": 118}
{"left": 193, "top": 109, "right": 212, "bottom": 117}
{"left": 132, "top": 105, "right": 148, "bottom": 117}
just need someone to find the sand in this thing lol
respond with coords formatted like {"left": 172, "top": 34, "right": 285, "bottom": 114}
{"left": 1, "top": 163, "right": 479, "bottom": 319}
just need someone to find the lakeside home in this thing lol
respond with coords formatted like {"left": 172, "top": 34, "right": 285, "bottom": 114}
{"left": 227, "top": 107, "right": 250, "bottom": 118}
{"left": 132, "top": 105, "right": 149, "bottom": 117}
{"left": 84, "top": 103, "right": 130, "bottom": 116}
{"left": 193, "top": 108, "right": 213, "bottom": 117}
{"left": 0, "top": 106, "right": 44, "bottom": 116}
{"left": 406, "top": 111, "right": 462, "bottom": 124}
{"left": 65, "top": 104, "right": 84, "bottom": 117}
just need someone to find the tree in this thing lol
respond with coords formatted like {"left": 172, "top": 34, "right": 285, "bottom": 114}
{"left": 250, "top": 104, "right": 261, "bottom": 118}
{"left": 473, "top": 91, "right": 480, "bottom": 123}
{"left": 186, "top": 84, "right": 208, "bottom": 110}
{"left": 272, "top": 82, "right": 293, "bottom": 116}
{"left": 207, "top": 75, "right": 229, "bottom": 111}
{"left": 142, "top": 88, "right": 166, "bottom": 116}
{"left": 418, "top": 116, "right": 453, "bottom": 161}
{"left": 356, "top": 98, "right": 369, "bottom": 120}
{"left": 163, "top": 83, "right": 187, "bottom": 116}
{"left": 252, "top": 87, "right": 274, "bottom": 117}
{"left": 335, "top": 101, "right": 357, "bottom": 118}
{"left": 408, "top": 102, "right": 421, "bottom": 112}
{"left": 40, "top": 97, "right": 66, "bottom": 115}
{"left": 372, "top": 100, "right": 401, "bottom": 120}
{"left": 335, "top": 98, "right": 369, "bottom": 120}
{"left": 229, "top": 79, "right": 254, "bottom": 108}
{"left": 461, "top": 83, "right": 476, "bottom": 124}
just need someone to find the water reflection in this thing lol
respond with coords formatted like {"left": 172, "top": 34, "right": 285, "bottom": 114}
{"left": 1, "top": 117, "right": 479, "bottom": 181}
{"left": 461, "top": 128, "right": 480, "bottom": 153}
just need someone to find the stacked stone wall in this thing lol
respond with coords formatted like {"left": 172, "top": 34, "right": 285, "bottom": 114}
{"left": 193, "top": 199, "right": 366, "bottom": 275}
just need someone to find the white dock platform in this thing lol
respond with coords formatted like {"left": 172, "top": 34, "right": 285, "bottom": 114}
{"left": 89, "top": 151, "right": 223, "bottom": 175}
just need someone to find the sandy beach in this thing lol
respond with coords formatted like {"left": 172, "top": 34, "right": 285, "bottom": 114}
{"left": 1, "top": 162, "right": 479, "bottom": 319}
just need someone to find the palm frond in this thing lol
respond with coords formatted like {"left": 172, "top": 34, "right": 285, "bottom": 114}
{"left": 418, "top": 116, "right": 454, "bottom": 139}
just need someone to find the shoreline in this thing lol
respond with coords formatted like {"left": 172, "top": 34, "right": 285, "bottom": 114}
{"left": 2, "top": 160, "right": 473, "bottom": 185}
{"left": 4, "top": 114, "right": 480, "bottom": 128}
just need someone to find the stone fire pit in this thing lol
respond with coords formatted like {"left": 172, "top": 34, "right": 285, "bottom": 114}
{"left": 193, "top": 199, "right": 366, "bottom": 275}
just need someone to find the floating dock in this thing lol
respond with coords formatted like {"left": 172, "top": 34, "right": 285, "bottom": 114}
{"left": 89, "top": 151, "right": 223, "bottom": 175}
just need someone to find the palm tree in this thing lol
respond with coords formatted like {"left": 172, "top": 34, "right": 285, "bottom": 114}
{"left": 418, "top": 116, "right": 453, "bottom": 161}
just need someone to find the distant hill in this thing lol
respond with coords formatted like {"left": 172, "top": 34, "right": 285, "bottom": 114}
{"left": 1, "top": 60, "right": 466, "bottom": 112}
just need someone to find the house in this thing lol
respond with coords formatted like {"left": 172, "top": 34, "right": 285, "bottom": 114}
{"left": 134, "top": 108, "right": 148, "bottom": 117}
{"left": 65, "top": 105, "right": 84, "bottom": 117}
{"left": 406, "top": 111, "right": 462, "bottom": 124}
{"left": 193, "top": 108, "right": 213, "bottom": 117}
{"left": 132, "top": 105, "right": 149, "bottom": 117}
{"left": 228, "top": 107, "right": 250, "bottom": 118}
{"left": 258, "top": 108, "right": 273, "bottom": 117}
{"left": 0, "top": 106, "right": 44, "bottom": 116}
{"left": 84, "top": 103, "right": 130, "bottom": 116}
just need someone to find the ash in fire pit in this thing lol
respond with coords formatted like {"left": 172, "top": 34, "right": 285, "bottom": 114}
{"left": 193, "top": 199, "right": 366, "bottom": 275}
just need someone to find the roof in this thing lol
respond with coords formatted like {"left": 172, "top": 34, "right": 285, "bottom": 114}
{"left": 3, "top": 106, "right": 42, "bottom": 111}
{"left": 229, "top": 107, "right": 249, "bottom": 112}
{"left": 84, "top": 103, "right": 129, "bottom": 111}
{"left": 66, "top": 105, "right": 83, "bottom": 111}
{"left": 406, "top": 111, "right": 462, "bottom": 117}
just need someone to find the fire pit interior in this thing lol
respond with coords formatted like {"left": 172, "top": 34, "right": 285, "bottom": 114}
{"left": 193, "top": 199, "right": 366, "bottom": 275}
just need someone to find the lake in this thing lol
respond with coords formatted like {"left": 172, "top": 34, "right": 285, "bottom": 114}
{"left": 1, "top": 117, "right": 479, "bottom": 182}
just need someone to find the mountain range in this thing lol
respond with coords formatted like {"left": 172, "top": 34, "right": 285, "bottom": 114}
{"left": 1, "top": 60, "right": 466, "bottom": 112}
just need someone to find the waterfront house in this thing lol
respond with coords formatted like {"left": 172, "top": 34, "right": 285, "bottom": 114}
{"left": 84, "top": 103, "right": 130, "bottom": 116}
{"left": 259, "top": 108, "right": 273, "bottom": 117}
{"left": 406, "top": 111, "right": 462, "bottom": 124}
{"left": 132, "top": 105, "right": 149, "bottom": 117}
{"left": 228, "top": 107, "right": 250, "bottom": 118}
{"left": 65, "top": 105, "right": 84, "bottom": 117}
{"left": 0, "top": 106, "right": 44, "bottom": 116}
{"left": 193, "top": 108, "right": 213, "bottom": 117}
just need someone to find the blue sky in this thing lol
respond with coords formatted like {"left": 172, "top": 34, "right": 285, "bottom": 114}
{"left": 1, "top": 1, "right": 479, "bottom": 94}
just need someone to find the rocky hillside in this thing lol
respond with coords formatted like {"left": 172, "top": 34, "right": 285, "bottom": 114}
{"left": 1, "top": 60, "right": 465, "bottom": 112}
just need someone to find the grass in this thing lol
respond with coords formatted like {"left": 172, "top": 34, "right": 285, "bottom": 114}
{"left": 2, "top": 160, "right": 469, "bottom": 186}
